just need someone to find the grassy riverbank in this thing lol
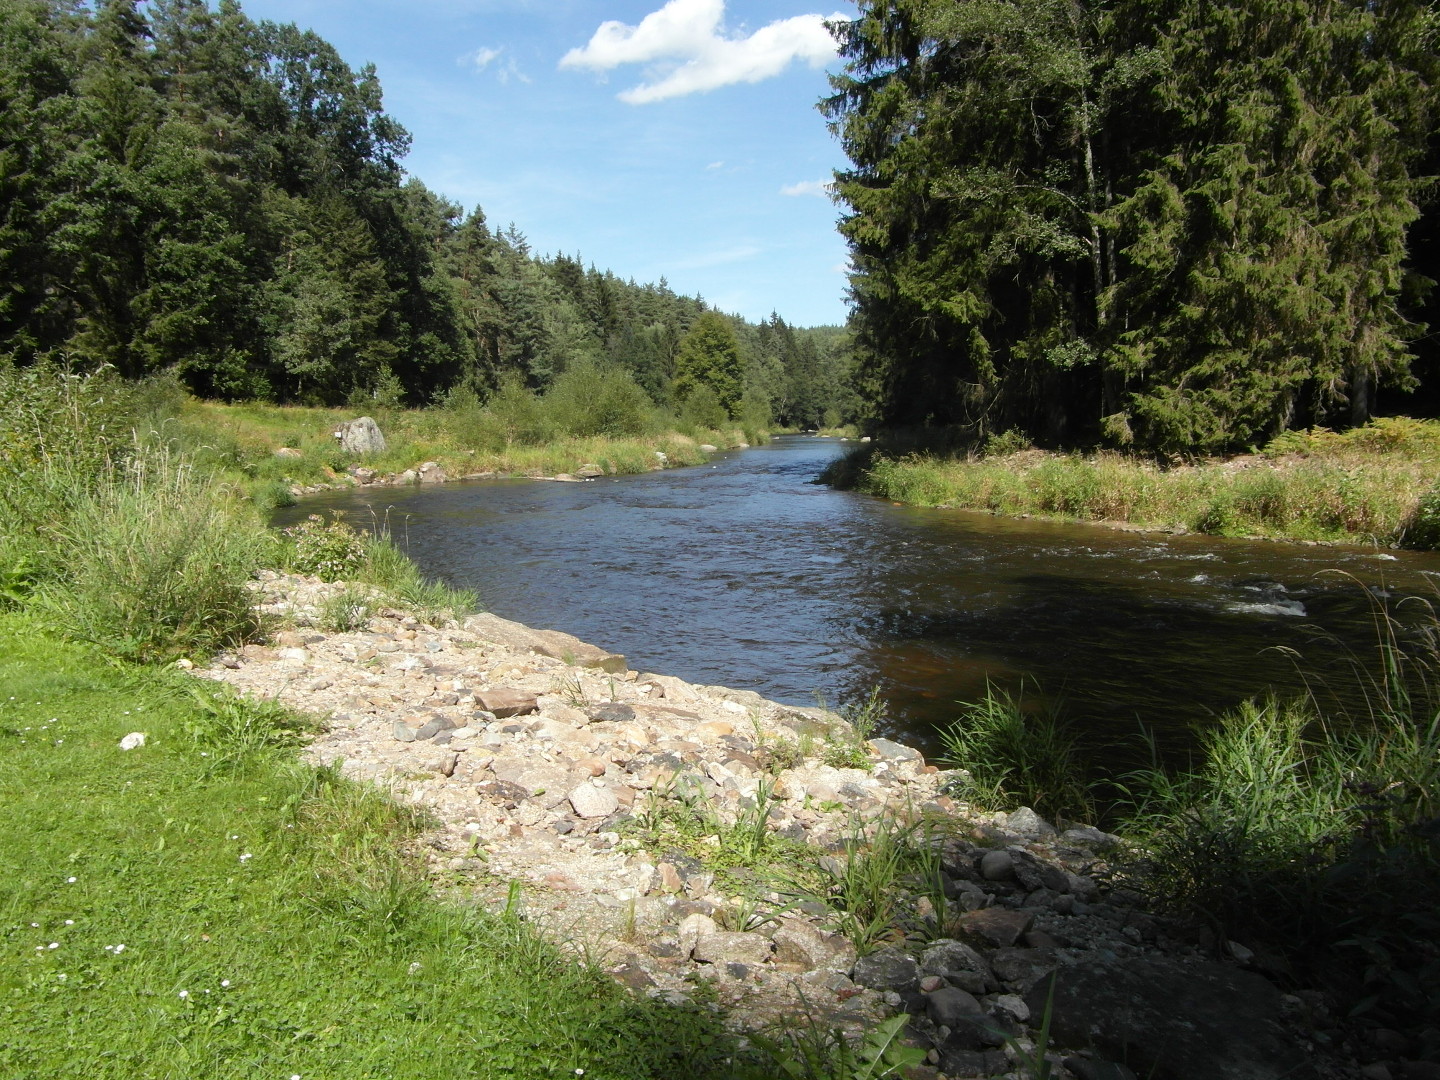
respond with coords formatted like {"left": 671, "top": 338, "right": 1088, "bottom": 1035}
{"left": 150, "top": 373, "right": 769, "bottom": 513}
{"left": 0, "top": 366, "right": 747, "bottom": 1079}
{"left": 824, "top": 418, "right": 1440, "bottom": 547}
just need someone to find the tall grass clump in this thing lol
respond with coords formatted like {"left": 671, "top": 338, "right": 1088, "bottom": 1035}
{"left": 1115, "top": 602, "right": 1440, "bottom": 1031}
{"left": 0, "top": 363, "right": 269, "bottom": 661}
{"left": 276, "top": 511, "right": 476, "bottom": 625}
{"left": 937, "top": 685, "right": 1096, "bottom": 823}
{"left": 35, "top": 450, "right": 267, "bottom": 661}
{"left": 782, "top": 814, "right": 945, "bottom": 953}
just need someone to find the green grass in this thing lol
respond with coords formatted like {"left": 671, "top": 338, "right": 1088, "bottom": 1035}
{"left": 0, "top": 618, "right": 735, "bottom": 1079}
{"left": 168, "top": 394, "right": 764, "bottom": 513}
{"left": 937, "top": 685, "right": 1096, "bottom": 824}
{"left": 824, "top": 417, "right": 1440, "bottom": 547}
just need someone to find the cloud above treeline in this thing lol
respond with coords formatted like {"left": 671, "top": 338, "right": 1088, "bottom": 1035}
{"left": 561, "top": 0, "right": 846, "bottom": 104}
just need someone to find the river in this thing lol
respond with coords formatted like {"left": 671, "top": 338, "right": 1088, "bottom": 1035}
{"left": 277, "top": 436, "right": 1440, "bottom": 758}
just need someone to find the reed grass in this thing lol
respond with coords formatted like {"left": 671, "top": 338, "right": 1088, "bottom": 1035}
{"left": 937, "top": 685, "right": 1097, "bottom": 824}
{"left": 169, "top": 387, "right": 764, "bottom": 513}
{"left": 827, "top": 417, "right": 1440, "bottom": 546}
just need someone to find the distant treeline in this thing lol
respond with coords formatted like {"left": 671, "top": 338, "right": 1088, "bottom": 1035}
{"left": 0, "top": 0, "right": 854, "bottom": 427}
{"left": 826, "top": 0, "right": 1440, "bottom": 453}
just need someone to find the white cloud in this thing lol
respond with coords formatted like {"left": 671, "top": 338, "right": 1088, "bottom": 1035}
{"left": 469, "top": 46, "right": 503, "bottom": 70}
{"left": 464, "top": 46, "right": 532, "bottom": 84}
{"left": 670, "top": 243, "right": 763, "bottom": 270}
{"left": 561, "top": 0, "right": 847, "bottom": 104}
{"left": 780, "top": 179, "right": 833, "bottom": 198}
{"left": 706, "top": 160, "right": 725, "bottom": 170}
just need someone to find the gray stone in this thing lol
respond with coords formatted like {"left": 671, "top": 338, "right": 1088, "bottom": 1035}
{"left": 334, "top": 416, "right": 386, "bottom": 455}
{"left": 414, "top": 714, "right": 457, "bottom": 741}
{"left": 587, "top": 703, "right": 637, "bottom": 724}
{"left": 1010, "top": 849, "right": 1070, "bottom": 893}
{"left": 1059, "top": 825, "right": 1121, "bottom": 851}
{"left": 392, "top": 722, "right": 418, "bottom": 743}
{"left": 1005, "top": 806, "right": 1057, "bottom": 839}
{"left": 463, "top": 612, "right": 627, "bottom": 673}
{"left": 475, "top": 779, "right": 530, "bottom": 808}
{"left": 1026, "top": 956, "right": 1315, "bottom": 1080}
{"left": 691, "top": 931, "right": 773, "bottom": 966}
{"left": 989, "top": 947, "right": 1056, "bottom": 993}
{"left": 920, "top": 940, "right": 993, "bottom": 981}
{"left": 979, "top": 849, "right": 1015, "bottom": 881}
{"left": 772, "top": 922, "right": 857, "bottom": 973}
{"left": 568, "top": 783, "right": 620, "bottom": 819}
{"left": 926, "top": 986, "right": 983, "bottom": 1027}
{"left": 417, "top": 461, "right": 447, "bottom": 484}
{"left": 576, "top": 463, "right": 605, "bottom": 478}
{"left": 851, "top": 947, "right": 920, "bottom": 993}
{"left": 867, "top": 738, "right": 922, "bottom": 762}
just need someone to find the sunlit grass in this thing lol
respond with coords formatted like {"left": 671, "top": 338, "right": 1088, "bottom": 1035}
{"left": 826, "top": 417, "right": 1440, "bottom": 546}
{"left": 0, "top": 618, "right": 734, "bottom": 1080}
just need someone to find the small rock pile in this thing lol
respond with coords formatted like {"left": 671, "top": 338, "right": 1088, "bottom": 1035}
{"left": 197, "top": 571, "right": 1369, "bottom": 1080}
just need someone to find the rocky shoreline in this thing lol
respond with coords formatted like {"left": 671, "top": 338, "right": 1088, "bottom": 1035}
{"left": 193, "top": 571, "right": 1392, "bottom": 1080}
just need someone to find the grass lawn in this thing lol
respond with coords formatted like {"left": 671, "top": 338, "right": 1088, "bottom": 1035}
{"left": 0, "top": 618, "right": 731, "bottom": 1080}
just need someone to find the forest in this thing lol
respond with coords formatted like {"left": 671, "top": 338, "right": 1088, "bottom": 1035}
{"left": 0, "top": 0, "right": 853, "bottom": 429}
{"left": 826, "top": 0, "right": 1440, "bottom": 453}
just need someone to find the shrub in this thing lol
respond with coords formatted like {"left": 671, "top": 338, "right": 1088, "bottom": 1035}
{"left": 280, "top": 513, "right": 368, "bottom": 581}
{"left": 488, "top": 376, "right": 558, "bottom": 446}
{"left": 1402, "top": 480, "right": 1440, "bottom": 550}
{"left": 679, "top": 384, "right": 728, "bottom": 430}
{"left": 544, "top": 360, "right": 654, "bottom": 438}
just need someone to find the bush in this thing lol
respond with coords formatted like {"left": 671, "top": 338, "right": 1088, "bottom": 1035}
{"left": 488, "top": 376, "right": 558, "bottom": 446}
{"left": 280, "top": 513, "right": 368, "bottom": 581}
{"left": 1116, "top": 645, "right": 1440, "bottom": 1030}
{"left": 544, "top": 360, "right": 654, "bottom": 438}
{"left": 1402, "top": 480, "right": 1440, "bottom": 550}
{"left": 938, "top": 685, "right": 1095, "bottom": 823}
{"left": 679, "top": 384, "right": 728, "bottom": 430}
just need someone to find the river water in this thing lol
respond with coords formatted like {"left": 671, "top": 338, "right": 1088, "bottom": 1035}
{"left": 277, "top": 436, "right": 1440, "bottom": 757}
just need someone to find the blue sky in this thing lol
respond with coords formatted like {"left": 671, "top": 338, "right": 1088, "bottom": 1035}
{"left": 234, "top": 0, "right": 858, "bottom": 327}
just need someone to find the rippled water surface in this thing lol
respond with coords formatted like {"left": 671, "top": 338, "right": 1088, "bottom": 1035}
{"left": 279, "top": 437, "right": 1440, "bottom": 755}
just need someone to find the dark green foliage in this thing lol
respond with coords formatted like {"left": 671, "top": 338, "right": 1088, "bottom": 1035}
{"left": 938, "top": 685, "right": 1095, "bottom": 823}
{"left": 827, "top": 0, "right": 1440, "bottom": 453}
{"left": 0, "top": 0, "right": 858, "bottom": 424}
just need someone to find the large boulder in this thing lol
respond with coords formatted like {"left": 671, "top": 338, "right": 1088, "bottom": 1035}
{"left": 1025, "top": 956, "right": 1314, "bottom": 1080}
{"left": 334, "top": 416, "right": 386, "bottom": 455}
{"left": 464, "top": 612, "right": 627, "bottom": 673}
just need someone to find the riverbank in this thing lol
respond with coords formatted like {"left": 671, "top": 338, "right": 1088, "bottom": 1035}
{"left": 171, "top": 398, "right": 767, "bottom": 511}
{"left": 190, "top": 571, "right": 1371, "bottom": 1080}
{"left": 822, "top": 418, "right": 1440, "bottom": 549}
